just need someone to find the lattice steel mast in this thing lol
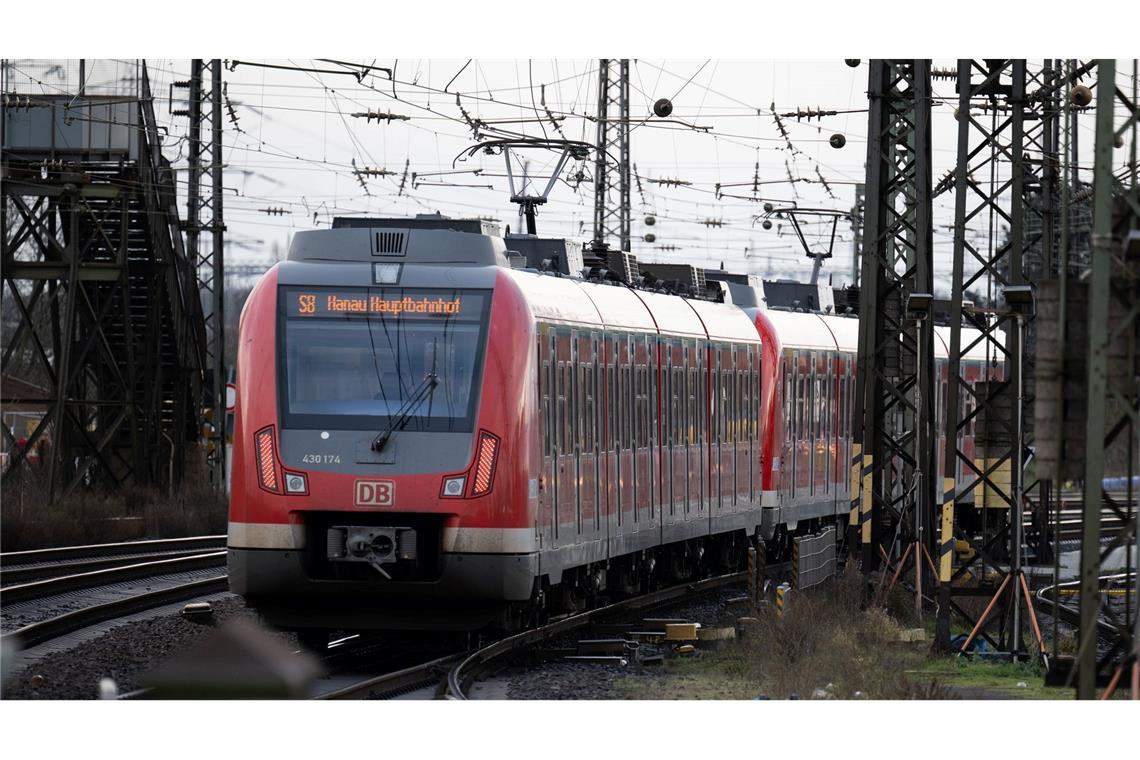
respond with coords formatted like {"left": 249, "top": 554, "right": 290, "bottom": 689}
{"left": 935, "top": 60, "right": 1057, "bottom": 656}
{"left": 1075, "top": 58, "right": 1139, "bottom": 699}
{"left": 852, "top": 61, "right": 937, "bottom": 600}
{"left": 592, "top": 59, "right": 631, "bottom": 252}
{"left": 180, "top": 59, "right": 226, "bottom": 490}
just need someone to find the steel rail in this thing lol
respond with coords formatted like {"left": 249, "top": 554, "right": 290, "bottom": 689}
{"left": 1, "top": 575, "right": 228, "bottom": 649}
{"left": 315, "top": 653, "right": 464, "bottom": 700}
{"left": 1, "top": 548, "right": 229, "bottom": 585}
{"left": 1034, "top": 572, "right": 1134, "bottom": 641}
{"left": 1, "top": 551, "right": 227, "bottom": 604}
{"left": 1, "top": 535, "right": 226, "bottom": 566}
{"left": 447, "top": 570, "right": 750, "bottom": 700}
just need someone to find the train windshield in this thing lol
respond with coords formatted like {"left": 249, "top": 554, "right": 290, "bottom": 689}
{"left": 279, "top": 287, "right": 491, "bottom": 431}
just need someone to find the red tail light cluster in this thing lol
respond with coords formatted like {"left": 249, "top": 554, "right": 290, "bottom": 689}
{"left": 255, "top": 426, "right": 280, "bottom": 493}
{"left": 441, "top": 429, "right": 500, "bottom": 499}
{"left": 471, "top": 431, "right": 499, "bottom": 496}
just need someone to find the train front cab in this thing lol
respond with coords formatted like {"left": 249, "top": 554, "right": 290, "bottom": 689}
{"left": 226, "top": 228, "right": 541, "bottom": 631}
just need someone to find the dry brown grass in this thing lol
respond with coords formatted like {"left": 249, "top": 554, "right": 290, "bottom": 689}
{"left": 0, "top": 466, "right": 226, "bottom": 551}
{"left": 734, "top": 563, "right": 955, "bottom": 699}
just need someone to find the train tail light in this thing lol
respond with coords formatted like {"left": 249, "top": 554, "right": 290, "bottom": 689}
{"left": 255, "top": 427, "right": 280, "bottom": 493}
{"left": 471, "top": 431, "right": 500, "bottom": 497}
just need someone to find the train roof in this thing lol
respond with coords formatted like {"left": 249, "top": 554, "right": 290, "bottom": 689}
{"left": 287, "top": 219, "right": 997, "bottom": 363}
{"left": 763, "top": 310, "right": 846, "bottom": 352}
{"left": 505, "top": 269, "right": 760, "bottom": 343}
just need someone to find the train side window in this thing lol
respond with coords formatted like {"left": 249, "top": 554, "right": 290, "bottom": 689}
{"left": 556, "top": 360, "right": 565, "bottom": 454}
{"left": 706, "top": 357, "right": 715, "bottom": 446}
{"left": 687, "top": 365, "right": 695, "bottom": 445}
{"left": 739, "top": 363, "right": 748, "bottom": 442}
{"left": 803, "top": 374, "right": 810, "bottom": 442}
{"left": 623, "top": 365, "right": 632, "bottom": 450}
{"left": 739, "top": 362, "right": 748, "bottom": 442}
{"left": 607, "top": 364, "right": 615, "bottom": 452}
{"left": 644, "top": 364, "right": 651, "bottom": 449}
{"left": 634, "top": 365, "right": 642, "bottom": 449}
{"left": 838, "top": 370, "right": 847, "bottom": 441}
{"left": 569, "top": 362, "right": 577, "bottom": 454}
{"left": 722, "top": 366, "right": 730, "bottom": 444}
{"left": 541, "top": 358, "right": 551, "bottom": 456}
{"left": 666, "top": 364, "right": 674, "bottom": 445}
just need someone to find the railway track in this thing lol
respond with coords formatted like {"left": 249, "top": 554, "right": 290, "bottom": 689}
{"left": 0, "top": 535, "right": 227, "bottom": 585}
{"left": 447, "top": 570, "right": 752, "bottom": 700}
{"left": 308, "top": 569, "right": 763, "bottom": 700}
{"left": 1034, "top": 571, "right": 1136, "bottom": 645}
{"left": 1, "top": 538, "right": 229, "bottom": 651}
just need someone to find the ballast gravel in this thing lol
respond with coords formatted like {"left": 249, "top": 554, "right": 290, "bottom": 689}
{"left": 3, "top": 595, "right": 293, "bottom": 700}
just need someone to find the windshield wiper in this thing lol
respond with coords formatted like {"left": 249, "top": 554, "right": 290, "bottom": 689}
{"left": 372, "top": 372, "right": 439, "bottom": 452}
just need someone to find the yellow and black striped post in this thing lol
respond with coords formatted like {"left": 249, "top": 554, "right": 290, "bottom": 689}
{"left": 939, "top": 476, "right": 955, "bottom": 583}
{"left": 776, "top": 582, "right": 790, "bottom": 620}
{"left": 860, "top": 451, "right": 874, "bottom": 550}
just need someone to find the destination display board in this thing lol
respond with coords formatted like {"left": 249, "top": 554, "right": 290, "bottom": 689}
{"left": 283, "top": 287, "right": 486, "bottom": 320}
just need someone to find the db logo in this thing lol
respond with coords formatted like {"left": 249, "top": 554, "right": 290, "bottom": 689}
{"left": 354, "top": 479, "right": 394, "bottom": 507}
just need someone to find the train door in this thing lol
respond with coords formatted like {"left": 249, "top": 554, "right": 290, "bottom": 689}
{"left": 662, "top": 338, "right": 674, "bottom": 520}
{"left": 748, "top": 345, "right": 760, "bottom": 503}
{"left": 603, "top": 334, "right": 618, "bottom": 553}
{"left": 539, "top": 328, "right": 555, "bottom": 553}
{"left": 736, "top": 345, "right": 750, "bottom": 505}
{"left": 687, "top": 339, "right": 703, "bottom": 520}
{"left": 716, "top": 344, "right": 733, "bottom": 512}
{"left": 633, "top": 335, "right": 652, "bottom": 525}
{"left": 696, "top": 339, "right": 707, "bottom": 517}
{"left": 788, "top": 351, "right": 797, "bottom": 503}
{"left": 577, "top": 333, "right": 598, "bottom": 543}
{"left": 822, "top": 352, "right": 832, "bottom": 502}
{"left": 808, "top": 352, "right": 817, "bottom": 499}
{"left": 552, "top": 329, "right": 574, "bottom": 549}
{"left": 617, "top": 335, "right": 634, "bottom": 530}
{"left": 708, "top": 343, "right": 720, "bottom": 516}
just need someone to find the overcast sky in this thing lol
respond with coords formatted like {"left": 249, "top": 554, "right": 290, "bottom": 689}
{"left": 6, "top": 58, "right": 1137, "bottom": 292}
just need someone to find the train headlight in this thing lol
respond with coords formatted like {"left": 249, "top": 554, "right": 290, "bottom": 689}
{"left": 284, "top": 472, "right": 308, "bottom": 494}
{"left": 442, "top": 476, "right": 465, "bottom": 497}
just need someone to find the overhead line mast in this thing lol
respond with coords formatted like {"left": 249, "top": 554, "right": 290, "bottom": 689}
{"left": 592, "top": 59, "right": 631, "bottom": 253}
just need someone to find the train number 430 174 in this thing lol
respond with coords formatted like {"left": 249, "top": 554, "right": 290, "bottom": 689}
{"left": 301, "top": 453, "right": 341, "bottom": 464}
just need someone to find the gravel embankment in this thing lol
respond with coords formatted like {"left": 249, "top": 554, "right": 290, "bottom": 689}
{"left": 3, "top": 595, "right": 292, "bottom": 700}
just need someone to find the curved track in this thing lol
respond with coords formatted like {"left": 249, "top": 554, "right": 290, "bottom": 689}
{"left": 447, "top": 570, "right": 749, "bottom": 700}
{"left": 1, "top": 540, "right": 229, "bottom": 650}
{"left": 1035, "top": 571, "right": 1136, "bottom": 642}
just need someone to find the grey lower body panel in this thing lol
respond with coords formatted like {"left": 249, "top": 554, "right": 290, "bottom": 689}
{"left": 759, "top": 496, "right": 845, "bottom": 539}
{"left": 539, "top": 504, "right": 767, "bottom": 583}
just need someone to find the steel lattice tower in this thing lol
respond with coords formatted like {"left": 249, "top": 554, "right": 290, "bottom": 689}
{"left": 851, "top": 61, "right": 937, "bottom": 591}
{"left": 592, "top": 59, "right": 631, "bottom": 252}
{"left": 1074, "top": 58, "right": 1138, "bottom": 699}
{"left": 180, "top": 59, "right": 226, "bottom": 490}
{"left": 934, "top": 60, "right": 1056, "bottom": 654}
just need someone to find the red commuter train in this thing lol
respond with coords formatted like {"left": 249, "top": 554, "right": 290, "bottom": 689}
{"left": 227, "top": 216, "right": 991, "bottom": 639}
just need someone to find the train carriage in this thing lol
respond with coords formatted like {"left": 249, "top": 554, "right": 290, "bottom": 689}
{"left": 227, "top": 216, "right": 994, "bottom": 635}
